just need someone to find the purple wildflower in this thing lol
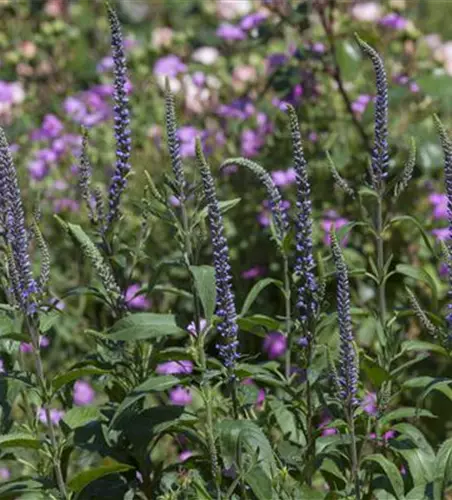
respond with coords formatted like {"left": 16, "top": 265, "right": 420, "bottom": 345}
{"left": 169, "top": 386, "right": 193, "bottom": 406}
{"left": 196, "top": 139, "right": 239, "bottom": 372}
{"left": 156, "top": 360, "right": 193, "bottom": 375}
{"left": 105, "top": 5, "right": 132, "bottom": 229}
{"left": 0, "top": 359, "right": 4, "bottom": 373}
{"left": 73, "top": 380, "right": 95, "bottom": 406}
{"left": 179, "top": 450, "right": 193, "bottom": 462}
{"left": 187, "top": 318, "right": 207, "bottom": 337}
{"left": 0, "top": 468, "right": 10, "bottom": 480}
{"left": 216, "top": 23, "right": 246, "bottom": 41}
{"left": 379, "top": 13, "right": 408, "bottom": 30}
{"left": 153, "top": 55, "right": 187, "bottom": 77}
{"left": 38, "top": 408, "right": 65, "bottom": 426}
{"left": 263, "top": 332, "right": 287, "bottom": 359}
{"left": 125, "top": 284, "right": 152, "bottom": 310}
{"left": 241, "top": 266, "right": 265, "bottom": 279}
{"left": 240, "top": 12, "right": 267, "bottom": 30}
{"left": 362, "top": 392, "right": 377, "bottom": 415}
{"left": 429, "top": 193, "right": 448, "bottom": 220}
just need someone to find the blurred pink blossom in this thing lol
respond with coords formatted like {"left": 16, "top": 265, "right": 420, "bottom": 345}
{"left": 38, "top": 408, "right": 65, "bottom": 426}
{"left": 179, "top": 450, "right": 193, "bottom": 462}
{"left": 217, "top": 0, "right": 252, "bottom": 20}
{"left": 156, "top": 360, "right": 193, "bottom": 375}
{"left": 151, "top": 27, "right": 173, "bottom": 49}
{"left": 0, "top": 467, "right": 10, "bottom": 480}
{"left": 351, "top": 2, "right": 382, "bottom": 22}
{"left": 263, "top": 332, "right": 286, "bottom": 359}
{"left": 169, "top": 386, "right": 192, "bottom": 406}
{"left": 125, "top": 284, "right": 152, "bottom": 310}
{"left": 73, "top": 380, "right": 95, "bottom": 406}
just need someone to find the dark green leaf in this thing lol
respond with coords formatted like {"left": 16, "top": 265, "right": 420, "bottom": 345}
{"left": 52, "top": 367, "right": 110, "bottom": 391}
{"left": 240, "top": 278, "right": 283, "bottom": 317}
{"left": 363, "top": 454, "right": 404, "bottom": 499}
{"left": 109, "top": 313, "right": 184, "bottom": 341}
{"left": 63, "top": 406, "right": 102, "bottom": 430}
{"left": 68, "top": 462, "right": 134, "bottom": 493}
{"left": 0, "top": 433, "right": 40, "bottom": 449}
{"left": 189, "top": 265, "right": 216, "bottom": 322}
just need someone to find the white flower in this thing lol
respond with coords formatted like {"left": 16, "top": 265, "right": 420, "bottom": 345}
{"left": 192, "top": 47, "right": 220, "bottom": 66}
{"left": 217, "top": 0, "right": 251, "bottom": 19}
{"left": 151, "top": 27, "right": 173, "bottom": 49}
{"left": 10, "top": 82, "right": 25, "bottom": 104}
{"left": 351, "top": 2, "right": 382, "bottom": 22}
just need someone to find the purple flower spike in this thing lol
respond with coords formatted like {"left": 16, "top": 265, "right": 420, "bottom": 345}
{"left": 105, "top": 4, "right": 132, "bottom": 230}
{"left": 196, "top": 139, "right": 239, "bottom": 374}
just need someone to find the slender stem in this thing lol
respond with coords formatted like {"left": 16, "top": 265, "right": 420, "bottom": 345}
{"left": 317, "top": 2, "right": 372, "bottom": 155}
{"left": 305, "top": 350, "right": 314, "bottom": 485}
{"left": 376, "top": 196, "right": 387, "bottom": 322}
{"left": 283, "top": 255, "right": 292, "bottom": 379}
{"left": 27, "top": 318, "right": 67, "bottom": 499}
{"left": 204, "top": 387, "right": 221, "bottom": 500}
{"left": 347, "top": 407, "right": 361, "bottom": 500}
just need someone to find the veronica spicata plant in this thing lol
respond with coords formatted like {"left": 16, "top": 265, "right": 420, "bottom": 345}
{"left": 3, "top": 5, "right": 452, "bottom": 499}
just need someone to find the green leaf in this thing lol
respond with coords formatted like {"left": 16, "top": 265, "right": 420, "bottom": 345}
{"left": 240, "top": 278, "right": 282, "bottom": 317}
{"left": 189, "top": 265, "right": 216, "bottom": 322}
{"left": 109, "top": 313, "right": 184, "bottom": 341}
{"left": 68, "top": 461, "right": 134, "bottom": 493}
{"left": 395, "top": 264, "right": 438, "bottom": 309}
{"left": 63, "top": 406, "right": 102, "bottom": 430}
{"left": 52, "top": 366, "right": 110, "bottom": 391}
{"left": 39, "top": 310, "right": 60, "bottom": 332}
{"left": 380, "top": 407, "right": 437, "bottom": 425}
{"left": 237, "top": 315, "right": 281, "bottom": 336}
{"left": 0, "top": 478, "right": 44, "bottom": 499}
{"left": 196, "top": 198, "right": 241, "bottom": 224}
{"left": 434, "top": 437, "right": 452, "bottom": 495}
{"left": 336, "top": 40, "right": 362, "bottom": 81}
{"left": 218, "top": 419, "right": 276, "bottom": 477}
{"left": 388, "top": 215, "right": 437, "bottom": 256}
{"left": 268, "top": 399, "right": 306, "bottom": 446}
{"left": 110, "top": 375, "right": 180, "bottom": 428}
{"left": 363, "top": 454, "right": 404, "bottom": 499}
{"left": 401, "top": 340, "right": 449, "bottom": 357}
{"left": 403, "top": 376, "right": 452, "bottom": 404}
{"left": 0, "top": 433, "right": 40, "bottom": 449}
{"left": 360, "top": 356, "right": 391, "bottom": 388}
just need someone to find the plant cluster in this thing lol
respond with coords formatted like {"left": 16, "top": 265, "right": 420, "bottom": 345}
{"left": 1, "top": 2, "right": 452, "bottom": 500}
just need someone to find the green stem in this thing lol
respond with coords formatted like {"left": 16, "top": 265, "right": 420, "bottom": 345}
{"left": 204, "top": 387, "right": 221, "bottom": 500}
{"left": 283, "top": 255, "right": 292, "bottom": 379}
{"left": 376, "top": 196, "right": 387, "bottom": 322}
{"left": 347, "top": 406, "right": 361, "bottom": 500}
{"left": 27, "top": 318, "right": 67, "bottom": 499}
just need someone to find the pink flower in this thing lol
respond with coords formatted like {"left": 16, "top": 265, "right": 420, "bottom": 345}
{"left": 429, "top": 193, "right": 448, "bottom": 219}
{"left": 20, "top": 336, "right": 49, "bottom": 353}
{"left": 38, "top": 408, "right": 65, "bottom": 426}
{"left": 156, "top": 360, "right": 193, "bottom": 375}
{"left": 263, "top": 332, "right": 287, "bottom": 359}
{"left": 179, "top": 450, "right": 193, "bottom": 462}
{"left": 153, "top": 55, "right": 187, "bottom": 78}
{"left": 151, "top": 27, "right": 173, "bottom": 49}
{"left": 319, "top": 416, "right": 338, "bottom": 437}
{"left": 362, "top": 392, "right": 377, "bottom": 416}
{"left": 321, "top": 215, "right": 350, "bottom": 245}
{"left": 432, "top": 228, "right": 449, "bottom": 241}
{"left": 169, "top": 386, "right": 192, "bottom": 406}
{"left": 241, "top": 266, "right": 265, "bottom": 280}
{"left": 73, "top": 380, "right": 95, "bottom": 406}
{"left": 351, "top": 2, "right": 382, "bottom": 22}
{"left": 125, "top": 284, "right": 152, "bottom": 310}
{"left": 242, "top": 378, "right": 266, "bottom": 409}
{"left": 187, "top": 318, "right": 207, "bottom": 337}
{"left": 0, "top": 359, "right": 4, "bottom": 373}
{"left": 0, "top": 467, "right": 10, "bottom": 480}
